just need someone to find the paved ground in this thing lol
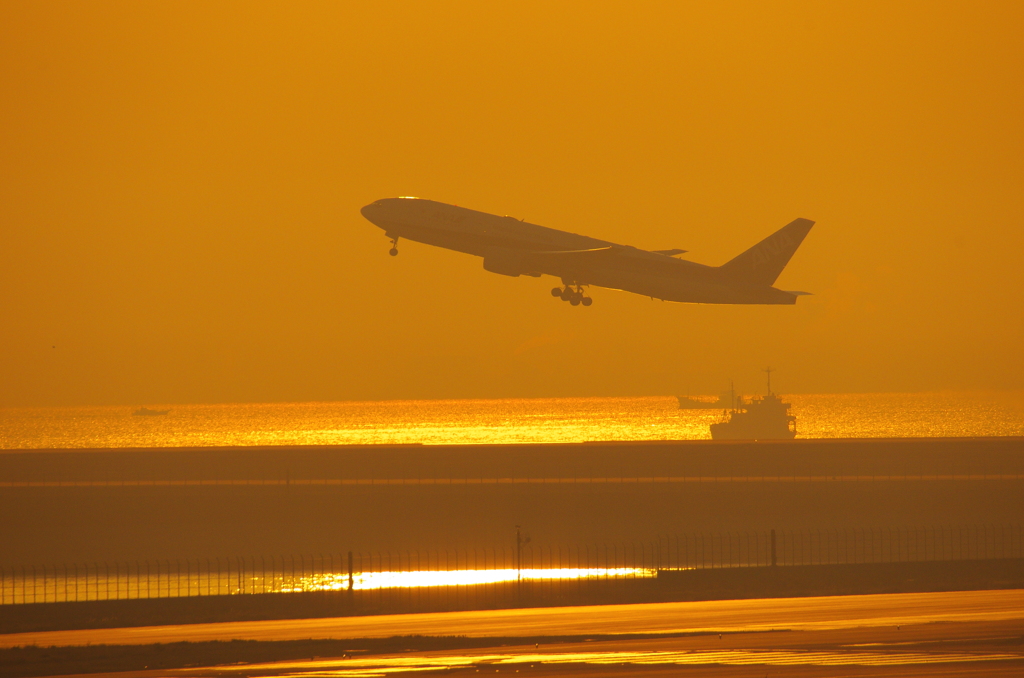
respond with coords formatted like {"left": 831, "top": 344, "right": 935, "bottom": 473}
{"left": 177, "top": 619, "right": 1024, "bottom": 677}
{"left": 23, "top": 618, "right": 1024, "bottom": 677}
{"left": 2, "top": 589, "right": 1021, "bottom": 648}
{"left": 3, "top": 590, "right": 1022, "bottom": 676}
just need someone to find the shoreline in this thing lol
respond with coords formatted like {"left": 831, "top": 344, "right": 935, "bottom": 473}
{"left": 3, "top": 434, "right": 1024, "bottom": 454}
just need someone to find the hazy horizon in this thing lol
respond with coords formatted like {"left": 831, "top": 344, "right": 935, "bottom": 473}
{"left": 3, "top": 2, "right": 1022, "bottom": 407}
{"left": 5, "top": 387, "right": 1024, "bottom": 411}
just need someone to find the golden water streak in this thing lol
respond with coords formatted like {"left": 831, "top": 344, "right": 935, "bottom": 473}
{"left": 3, "top": 474, "right": 1021, "bottom": 488}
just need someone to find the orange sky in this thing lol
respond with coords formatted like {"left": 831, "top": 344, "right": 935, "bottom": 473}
{"left": 1, "top": 1, "right": 1022, "bottom": 406}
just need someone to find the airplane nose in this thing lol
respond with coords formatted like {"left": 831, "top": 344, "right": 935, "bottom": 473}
{"left": 360, "top": 203, "right": 380, "bottom": 224}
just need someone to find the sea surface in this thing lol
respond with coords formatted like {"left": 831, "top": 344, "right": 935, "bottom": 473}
{"left": 2, "top": 392, "right": 1022, "bottom": 449}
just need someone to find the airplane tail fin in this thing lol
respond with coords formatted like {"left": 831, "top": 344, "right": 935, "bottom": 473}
{"left": 718, "top": 218, "right": 814, "bottom": 287}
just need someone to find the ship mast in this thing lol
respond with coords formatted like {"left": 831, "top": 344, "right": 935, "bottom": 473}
{"left": 763, "top": 367, "right": 773, "bottom": 395}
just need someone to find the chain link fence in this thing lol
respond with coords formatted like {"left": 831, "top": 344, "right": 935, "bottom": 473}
{"left": 2, "top": 524, "right": 1020, "bottom": 605}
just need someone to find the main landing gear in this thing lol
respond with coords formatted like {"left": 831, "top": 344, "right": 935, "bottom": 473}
{"left": 551, "top": 284, "right": 593, "bottom": 307}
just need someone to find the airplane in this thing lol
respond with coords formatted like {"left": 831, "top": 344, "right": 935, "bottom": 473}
{"left": 359, "top": 197, "right": 813, "bottom": 307}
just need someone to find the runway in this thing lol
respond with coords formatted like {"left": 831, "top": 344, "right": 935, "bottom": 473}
{"left": 3, "top": 473, "right": 1021, "bottom": 487}
{"left": 7, "top": 438, "right": 1022, "bottom": 566}
{"left": 3, "top": 589, "right": 1021, "bottom": 648}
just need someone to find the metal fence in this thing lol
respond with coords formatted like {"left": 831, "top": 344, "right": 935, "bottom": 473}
{"left": 2, "top": 524, "right": 1020, "bottom": 605}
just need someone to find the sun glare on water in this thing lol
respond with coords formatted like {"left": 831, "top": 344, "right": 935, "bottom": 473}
{"left": 2, "top": 392, "right": 1022, "bottom": 449}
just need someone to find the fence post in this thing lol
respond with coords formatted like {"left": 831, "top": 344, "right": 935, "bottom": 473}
{"left": 348, "top": 551, "right": 354, "bottom": 591}
{"left": 771, "top": 529, "right": 777, "bottom": 567}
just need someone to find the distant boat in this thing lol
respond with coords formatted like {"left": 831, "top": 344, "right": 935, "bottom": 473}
{"left": 677, "top": 391, "right": 747, "bottom": 409}
{"left": 709, "top": 369, "right": 796, "bottom": 440}
{"left": 133, "top": 407, "right": 169, "bottom": 416}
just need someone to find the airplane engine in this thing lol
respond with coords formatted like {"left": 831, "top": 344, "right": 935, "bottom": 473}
{"left": 482, "top": 248, "right": 540, "bottom": 277}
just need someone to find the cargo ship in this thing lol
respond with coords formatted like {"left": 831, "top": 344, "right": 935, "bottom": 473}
{"left": 133, "top": 407, "right": 170, "bottom": 416}
{"left": 677, "top": 389, "right": 746, "bottom": 409}
{"left": 709, "top": 369, "right": 796, "bottom": 440}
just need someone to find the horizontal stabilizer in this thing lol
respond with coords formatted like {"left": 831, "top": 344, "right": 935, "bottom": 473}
{"left": 719, "top": 218, "right": 814, "bottom": 287}
{"left": 652, "top": 248, "right": 687, "bottom": 256}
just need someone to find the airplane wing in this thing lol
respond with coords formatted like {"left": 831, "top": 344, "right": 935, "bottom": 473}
{"left": 532, "top": 246, "right": 620, "bottom": 260}
{"left": 528, "top": 246, "right": 688, "bottom": 279}
{"left": 527, "top": 247, "right": 635, "bottom": 276}
{"left": 534, "top": 247, "right": 686, "bottom": 259}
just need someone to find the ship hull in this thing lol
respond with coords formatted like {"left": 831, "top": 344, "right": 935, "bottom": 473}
{"left": 709, "top": 422, "right": 796, "bottom": 441}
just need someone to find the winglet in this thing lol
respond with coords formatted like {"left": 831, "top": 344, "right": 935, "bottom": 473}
{"left": 719, "top": 218, "right": 814, "bottom": 287}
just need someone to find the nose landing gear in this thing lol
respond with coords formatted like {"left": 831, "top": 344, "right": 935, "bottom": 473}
{"left": 388, "top": 236, "right": 399, "bottom": 256}
{"left": 551, "top": 284, "right": 593, "bottom": 307}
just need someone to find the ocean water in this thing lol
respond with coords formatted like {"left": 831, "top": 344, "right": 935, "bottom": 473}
{"left": 2, "top": 392, "right": 1022, "bottom": 449}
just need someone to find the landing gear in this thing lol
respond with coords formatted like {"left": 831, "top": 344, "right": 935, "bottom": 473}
{"left": 388, "top": 235, "right": 399, "bottom": 256}
{"left": 552, "top": 283, "right": 593, "bottom": 307}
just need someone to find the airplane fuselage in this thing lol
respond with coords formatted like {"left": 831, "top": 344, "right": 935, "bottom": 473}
{"left": 360, "top": 197, "right": 811, "bottom": 305}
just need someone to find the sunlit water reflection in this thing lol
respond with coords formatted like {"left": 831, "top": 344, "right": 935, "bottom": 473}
{"left": 2, "top": 392, "right": 1023, "bottom": 449}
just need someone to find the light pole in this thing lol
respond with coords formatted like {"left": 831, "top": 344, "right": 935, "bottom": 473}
{"left": 515, "top": 525, "right": 531, "bottom": 583}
